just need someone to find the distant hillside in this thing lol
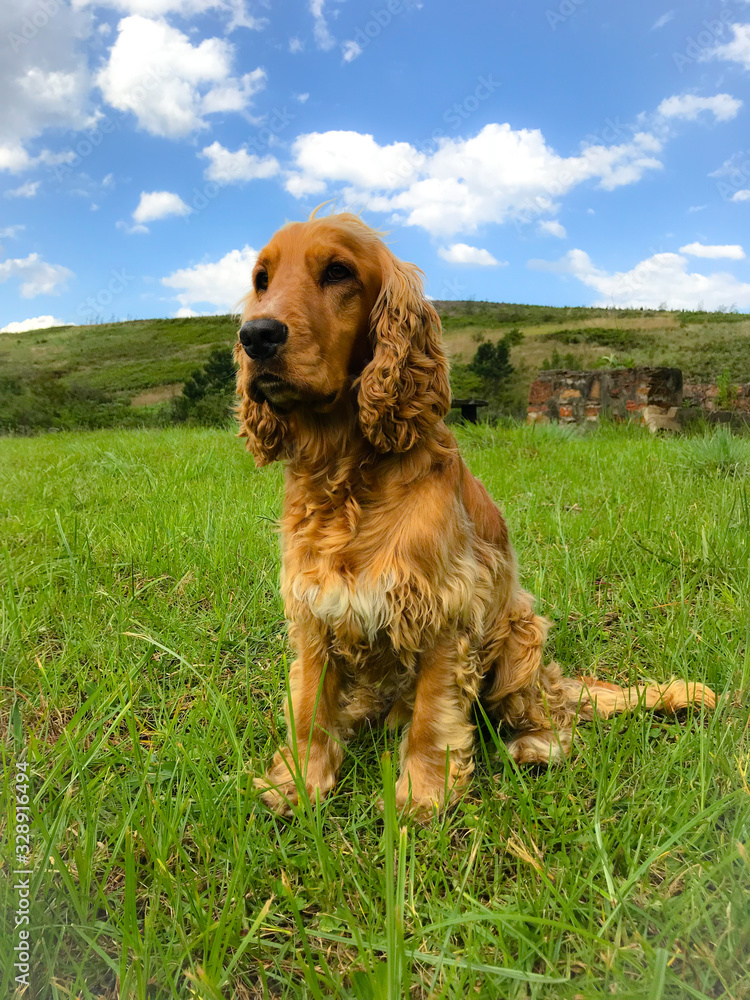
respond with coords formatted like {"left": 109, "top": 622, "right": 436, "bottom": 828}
{"left": 1, "top": 303, "right": 749, "bottom": 431}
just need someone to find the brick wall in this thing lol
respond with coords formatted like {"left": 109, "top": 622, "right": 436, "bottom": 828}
{"left": 683, "top": 381, "right": 750, "bottom": 414}
{"left": 527, "top": 367, "right": 683, "bottom": 424}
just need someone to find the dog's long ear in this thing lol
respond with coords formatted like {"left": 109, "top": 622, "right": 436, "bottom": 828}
{"left": 357, "top": 251, "right": 451, "bottom": 453}
{"left": 234, "top": 342, "right": 290, "bottom": 467}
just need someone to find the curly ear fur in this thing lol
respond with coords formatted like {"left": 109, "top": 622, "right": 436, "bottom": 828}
{"left": 357, "top": 254, "right": 451, "bottom": 453}
{"left": 234, "top": 342, "right": 290, "bottom": 467}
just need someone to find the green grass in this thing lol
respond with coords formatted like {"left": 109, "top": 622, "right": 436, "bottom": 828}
{"left": 2, "top": 304, "right": 749, "bottom": 430}
{"left": 1, "top": 423, "right": 748, "bottom": 999}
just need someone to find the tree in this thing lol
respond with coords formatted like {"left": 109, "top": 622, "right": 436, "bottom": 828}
{"left": 172, "top": 345, "right": 237, "bottom": 424}
{"left": 468, "top": 327, "right": 522, "bottom": 389}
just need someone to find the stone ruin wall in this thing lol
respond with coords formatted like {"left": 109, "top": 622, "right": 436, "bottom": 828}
{"left": 527, "top": 368, "right": 750, "bottom": 428}
{"left": 682, "top": 381, "right": 750, "bottom": 414}
{"left": 527, "top": 367, "right": 684, "bottom": 425}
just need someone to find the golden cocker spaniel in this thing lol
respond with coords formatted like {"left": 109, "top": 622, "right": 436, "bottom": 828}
{"left": 235, "top": 211, "right": 715, "bottom": 820}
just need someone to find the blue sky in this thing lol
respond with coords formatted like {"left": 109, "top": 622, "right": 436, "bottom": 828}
{"left": 2, "top": 0, "right": 750, "bottom": 333}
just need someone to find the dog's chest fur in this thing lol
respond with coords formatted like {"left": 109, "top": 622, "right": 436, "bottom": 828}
{"left": 279, "top": 469, "right": 493, "bottom": 658}
{"left": 280, "top": 493, "right": 400, "bottom": 645}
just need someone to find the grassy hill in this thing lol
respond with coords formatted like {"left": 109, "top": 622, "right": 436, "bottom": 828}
{"left": 1, "top": 303, "right": 749, "bottom": 430}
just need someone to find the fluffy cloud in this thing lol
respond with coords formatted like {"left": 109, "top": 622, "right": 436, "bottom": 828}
{"left": 162, "top": 245, "right": 257, "bottom": 310}
{"left": 200, "top": 141, "right": 280, "bottom": 185}
{"left": 0, "top": 253, "right": 74, "bottom": 298}
{"left": 655, "top": 93, "right": 742, "bottom": 122}
{"left": 96, "top": 16, "right": 266, "bottom": 138}
{"left": 0, "top": 1, "right": 96, "bottom": 164}
{"left": 286, "top": 125, "right": 664, "bottom": 236}
{"left": 651, "top": 11, "right": 675, "bottom": 30}
{"left": 342, "top": 39, "right": 362, "bottom": 62}
{"left": 309, "top": 0, "right": 335, "bottom": 50}
{"left": 438, "top": 244, "right": 505, "bottom": 267}
{"left": 538, "top": 220, "right": 567, "bottom": 238}
{"left": 1, "top": 314, "right": 66, "bottom": 333}
{"left": 530, "top": 248, "right": 750, "bottom": 309}
{"left": 732, "top": 189, "right": 750, "bottom": 202}
{"left": 679, "top": 242, "right": 745, "bottom": 260}
{"left": 706, "top": 22, "right": 750, "bottom": 70}
{"left": 288, "top": 131, "right": 426, "bottom": 193}
{"left": 128, "top": 190, "right": 191, "bottom": 233}
{"left": 73, "top": 0, "right": 266, "bottom": 30}
{"left": 4, "top": 180, "right": 40, "bottom": 198}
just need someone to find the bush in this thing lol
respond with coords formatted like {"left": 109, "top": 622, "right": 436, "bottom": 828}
{"left": 171, "top": 346, "right": 237, "bottom": 425}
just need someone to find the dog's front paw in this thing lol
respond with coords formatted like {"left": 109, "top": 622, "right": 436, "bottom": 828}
{"left": 254, "top": 748, "right": 338, "bottom": 816}
{"left": 391, "top": 760, "right": 471, "bottom": 823}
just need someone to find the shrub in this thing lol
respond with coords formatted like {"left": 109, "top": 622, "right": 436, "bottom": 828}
{"left": 171, "top": 347, "right": 237, "bottom": 425}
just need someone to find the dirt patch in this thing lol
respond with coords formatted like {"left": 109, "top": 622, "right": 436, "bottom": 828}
{"left": 130, "top": 383, "right": 183, "bottom": 406}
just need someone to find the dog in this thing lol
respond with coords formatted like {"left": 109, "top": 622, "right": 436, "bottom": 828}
{"left": 234, "top": 211, "right": 715, "bottom": 819}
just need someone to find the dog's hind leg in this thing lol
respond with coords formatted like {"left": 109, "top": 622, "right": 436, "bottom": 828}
{"left": 482, "top": 591, "right": 716, "bottom": 765}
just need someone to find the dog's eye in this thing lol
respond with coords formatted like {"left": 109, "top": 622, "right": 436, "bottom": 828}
{"left": 255, "top": 270, "right": 269, "bottom": 292}
{"left": 323, "top": 262, "right": 353, "bottom": 284}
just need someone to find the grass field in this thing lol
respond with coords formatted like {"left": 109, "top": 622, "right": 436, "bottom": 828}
{"left": 1, "top": 423, "right": 749, "bottom": 999}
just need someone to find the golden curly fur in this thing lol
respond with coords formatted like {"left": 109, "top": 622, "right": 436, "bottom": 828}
{"left": 235, "top": 211, "right": 715, "bottom": 820}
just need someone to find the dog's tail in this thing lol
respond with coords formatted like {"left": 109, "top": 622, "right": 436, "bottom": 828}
{"left": 482, "top": 600, "right": 717, "bottom": 764}
{"left": 564, "top": 674, "right": 717, "bottom": 719}
{"left": 500, "top": 672, "right": 716, "bottom": 765}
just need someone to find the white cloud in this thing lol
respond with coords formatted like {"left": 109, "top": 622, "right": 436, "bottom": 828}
{"left": 679, "top": 242, "right": 745, "bottom": 260}
{"left": 342, "top": 39, "right": 362, "bottom": 62}
{"left": 529, "top": 248, "right": 750, "bottom": 310}
{"left": 200, "top": 141, "right": 280, "bottom": 184}
{"left": 0, "top": 225, "right": 25, "bottom": 239}
{"left": 651, "top": 11, "right": 674, "bottom": 30}
{"left": 288, "top": 130, "right": 426, "bottom": 192}
{"left": 131, "top": 190, "right": 191, "bottom": 232}
{"left": 0, "top": 144, "right": 34, "bottom": 173}
{"left": 162, "top": 245, "right": 257, "bottom": 310}
{"left": 688, "top": 204, "right": 707, "bottom": 213}
{"left": 705, "top": 22, "right": 750, "bottom": 70}
{"left": 0, "top": 253, "right": 74, "bottom": 298}
{"left": 732, "top": 189, "right": 750, "bottom": 202}
{"left": 310, "top": 0, "right": 335, "bottom": 50}
{"left": 438, "top": 244, "right": 505, "bottom": 267}
{"left": 0, "top": 1, "right": 95, "bottom": 166}
{"left": 289, "top": 37, "right": 304, "bottom": 53}
{"left": 286, "top": 125, "right": 664, "bottom": 236}
{"left": 4, "top": 180, "right": 40, "bottom": 198}
{"left": 655, "top": 93, "right": 742, "bottom": 123}
{"left": 96, "top": 16, "right": 266, "bottom": 138}
{"left": 538, "top": 219, "right": 567, "bottom": 238}
{"left": 1, "top": 314, "right": 66, "bottom": 334}
{"left": 72, "top": 0, "right": 266, "bottom": 29}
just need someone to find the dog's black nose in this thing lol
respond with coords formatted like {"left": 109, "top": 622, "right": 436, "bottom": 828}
{"left": 239, "top": 318, "right": 288, "bottom": 361}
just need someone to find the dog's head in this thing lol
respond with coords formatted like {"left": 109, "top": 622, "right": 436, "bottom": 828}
{"left": 235, "top": 212, "right": 451, "bottom": 465}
